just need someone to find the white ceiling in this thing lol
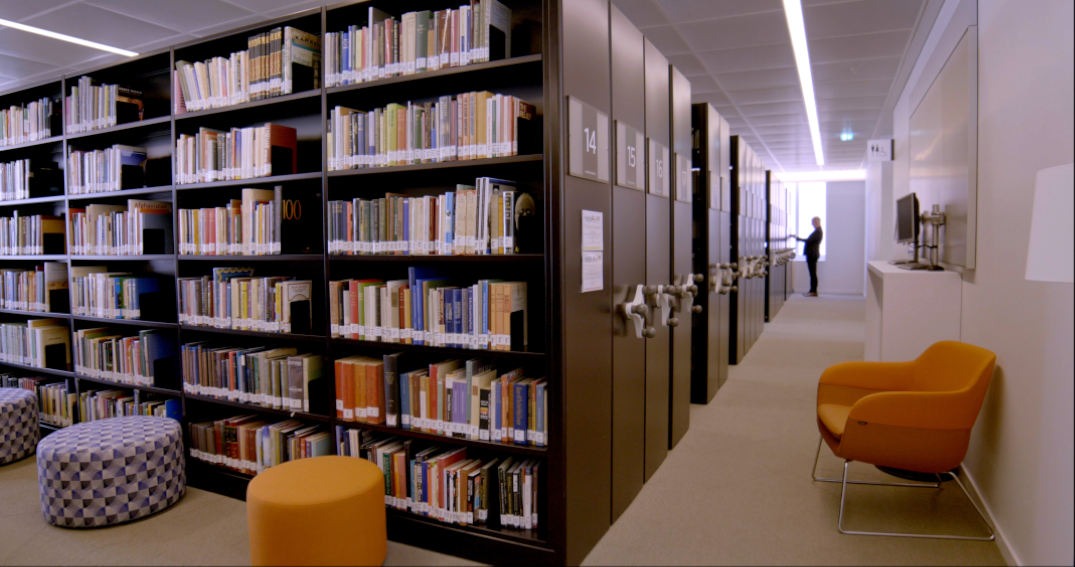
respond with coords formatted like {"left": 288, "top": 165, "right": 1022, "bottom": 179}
{"left": 0, "top": 0, "right": 941, "bottom": 173}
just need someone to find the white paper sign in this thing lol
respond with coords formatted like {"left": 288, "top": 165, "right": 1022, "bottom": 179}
{"left": 581, "top": 209, "right": 604, "bottom": 292}
{"left": 582, "top": 251, "right": 604, "bottom": 292}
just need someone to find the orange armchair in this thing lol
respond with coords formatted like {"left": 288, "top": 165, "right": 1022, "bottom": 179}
{"left": 812, "top": 340, "right": 996, "bottom": 540}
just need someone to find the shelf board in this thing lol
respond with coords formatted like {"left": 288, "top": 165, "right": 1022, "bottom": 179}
{"left": 74, "top": 374, "right": 180, "bottom": 396}
{"left": 71, "top": 315, "right": 177, "bottom": 328}
{"left": 326, "top": 154, "right": 543, "bottom": 179}
{"left": 178, "top": 253, "right": 322, "bottom": 262}
{"left": 386, "top": 509, "right": 553, "bottom": 563}
{"left": 329, "top": 337, "right": 545, "bottom": 360}
{"left": 0, "top": 308, "right": 69, "bottom": 318}
{"left": 174, "top": 89, "right": 322, "bottom": 122}
{"left": 183, "top": 393, "right": 334, "bottom": 422}
{"left": 178, "top": 324, "right": 326, "bottom": 342}
{"left": 0, "top": 134, "right": 63, "bottom": 152}
{"left": 175, "top": 171, "right": 323, "bottom": 191}
{"left": 328, "top": 253, "right": 542, "bottom": 263}
{"left": 326, "top": 54, "right": 544, "bottom": 95}
{"left": 345, "top": 422, "right": 548, "bottom": 457}
{"left": 0, "top": 195, "right": 66, "bottom": 207}
{"left": 0, "top": 360, "right": 73, "bottom": 378}
{"left": 64, "top": 115, "right": 172, "bottom": 141}
{"left": 69, "top": 254, "right": 175, "bottom": 262}
{"left": 67, "top": 185, "right": 174, "bottom": 201}
{"left": 0, "top": 254, "right": 66, "bottom": 261}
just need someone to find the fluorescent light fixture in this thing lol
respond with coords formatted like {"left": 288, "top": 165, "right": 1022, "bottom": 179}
{"left": 782, "top": 0, "right": 824, "bottom": 166}
{"left": 776, "top": 169, "right": 866, "bottom": 183}
{"left": 0, "top": 18, "right": 139, "bottom": 58}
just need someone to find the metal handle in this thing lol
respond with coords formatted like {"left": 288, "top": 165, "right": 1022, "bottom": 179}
{"left": 618, "top": 284, "right": 655, "bottom": 340}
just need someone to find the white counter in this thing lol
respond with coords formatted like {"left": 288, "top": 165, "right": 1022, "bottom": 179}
{"left": 864, "top": 260, "right": 962, "bottom": 361}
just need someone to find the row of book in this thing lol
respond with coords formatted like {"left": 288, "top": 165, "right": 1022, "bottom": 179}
{"left": 70, "top": 268, "right": 163, "bottom": 320}
{"left": 0, "top": 374, "right": 179, "bottom": 428}
{"left": 73, "top": 328, "right": 174, "bottom": 387}
{"left": 66, "top": 144, "right": 148, "bottom": 195}
{"left": 188, "top": 416, "right": 332, "bottom": 475}
{"left": 177, "top": 186, "right": 282, "bottom": 256}
{"left": 326, "top": 92, "right": 535, "bottom": 170}
{"left": 329, "top": 271, "right": 527, "bottom": 352}
{"left": 0, "top": 97, "right": 55, "bottom": 147}
{"left": 177, "top": 268, "right": 312, "bottom": 334}
{"left": 68, "top": 199, "right": 171, "bottom": 256}
{"left": 0, "top": 319, "right": 70, "bottom": 370}
{"left": 180, "top": 343, "right": 320, "bottom": 413}
{"left": 327, "top": 177, "right": 517, "bottom": 256}
{"left": 174, "top": 26, "right": 321, "bottom": 114}
{"left": 341, "top": 431, "right": 539, "bottom": 530}
{"left": 335, "top": 354, "right": 547, "bottom": 447}
{"left": 0, "top": 262, "right": 66, "bottom": 313}
{"left": 174, "top": 123, "right": 297, "bottom": 184}
{"left": 0, "top": 375, "right": 77, "bottom": 427}
{"left": 77, "top": 388, "right": 181, "bottom": 423}
{"left": 0, "top": 213, "right": 65, "bottom": 256}
{"left": 64, "top": 76, "right": 144, "bottom": 134}
{"left": 324, "top": 1, "right": 511, "bottom": 88}
{"left": 0, "top": 159, "right": 32, "bottom": 201}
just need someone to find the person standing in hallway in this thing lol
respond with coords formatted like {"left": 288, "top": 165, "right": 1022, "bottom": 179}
{"left": 797, "top": 216, "right": 823, "bottom": 297}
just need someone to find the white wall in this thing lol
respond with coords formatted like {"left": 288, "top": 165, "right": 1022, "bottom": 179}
{"left": 889, "top": 1, "right": 1074, "bottom": 564}
{"left": 790, "top": 182, "right": 866, "bottom": 296}
{"left": 823, "top": 182, "right": 866, "bottom": 295}
{"left": 864, "top": 161, "right": 894, "bottom": 261}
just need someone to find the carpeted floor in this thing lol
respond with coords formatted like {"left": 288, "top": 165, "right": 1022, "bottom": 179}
{"left": 0, "top": 295, "right": 1004, "bottom": 565}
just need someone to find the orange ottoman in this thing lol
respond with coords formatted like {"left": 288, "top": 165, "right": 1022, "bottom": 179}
{"left": 246, "top": 456, "right": 387, "bottom": 566}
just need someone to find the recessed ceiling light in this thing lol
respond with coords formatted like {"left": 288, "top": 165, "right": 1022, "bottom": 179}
{"left": 840, "top": 130, "right": 854, "bottom": 142}
{"left": 0, "top": 18, "right": 139, "bottom": 58}
{"left": 782, "top": 0, "right": 824, "bottom": 167}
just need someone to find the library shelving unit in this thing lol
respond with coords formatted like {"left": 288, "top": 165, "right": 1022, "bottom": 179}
{"left": 0, "top": 1, "right": 703, "bottom": 563}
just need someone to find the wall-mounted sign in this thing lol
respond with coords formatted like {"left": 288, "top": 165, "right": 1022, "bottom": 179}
{"left": 675, "top": 153, "right": 691, "bottom": 203}
{"left": 568, "top": 96, "right": 610, "bottom": 183}
{"left": 615, "top": 121, "right": 644, "bottom": 190}
{"left": 648, "top": 139, "right": 669, "bottom": 197}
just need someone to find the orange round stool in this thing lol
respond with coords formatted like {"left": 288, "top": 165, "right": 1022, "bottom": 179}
{"left": 246, "top": 456, "right": 386, "bottom": 566}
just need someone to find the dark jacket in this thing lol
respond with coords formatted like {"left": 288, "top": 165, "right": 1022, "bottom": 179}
{"left": 799, "top": 228, "right": 823, "bottom": 260}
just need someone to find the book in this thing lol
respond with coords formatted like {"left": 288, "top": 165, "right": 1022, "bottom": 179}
{"left": 282, "top": 26, "right": 321, "bottom": 94}
{"left": 383, "top": 352, "right": 401, "bottom": 427}
{"left": 260, "top": 123, "right": 298, "bottom": 177}
{"left": 127, "top": 199, "right": 172, "bottom": 254}
{"left": 276, "top": 279, "right": 312, "bottom": 334}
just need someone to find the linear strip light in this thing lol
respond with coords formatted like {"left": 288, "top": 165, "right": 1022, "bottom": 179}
{"left": 782, "top": 0, "right": 824, "bottom": 167}
{"left": 0, "top": 18, "right": 139, "bottom": 58}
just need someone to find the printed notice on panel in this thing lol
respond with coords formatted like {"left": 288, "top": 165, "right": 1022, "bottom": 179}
{"left": 581, "top": 209, "right": 604, "bottom": 292}
{"left": 582, "top": 251, "right": 604, "bottom": 293}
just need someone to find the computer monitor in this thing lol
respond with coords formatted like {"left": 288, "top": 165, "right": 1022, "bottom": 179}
{"left": 896, "top": 192, "right": 920, "bottom": 245}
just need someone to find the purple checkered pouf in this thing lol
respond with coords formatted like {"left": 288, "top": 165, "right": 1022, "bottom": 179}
{"left": 0, "top": 388, "right": 39, "bottom": 465}
{"left": 36, "top": 415, "right": 186, "bottom": 528}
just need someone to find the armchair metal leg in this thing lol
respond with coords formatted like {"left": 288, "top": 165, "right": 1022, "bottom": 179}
{"left": 811, "top": 437, "right": 939, "bottom": 488}
{"left": 836, "top": 460, "right": 996, "bottom": 541}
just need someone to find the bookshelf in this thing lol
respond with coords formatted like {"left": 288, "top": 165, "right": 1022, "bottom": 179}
{"left": 0, "top": 1, "right": 702, "bottom": 563}
{"left": 690, "top": 103, "right": 732, "bottom": 403}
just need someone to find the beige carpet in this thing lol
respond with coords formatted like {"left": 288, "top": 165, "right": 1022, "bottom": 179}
{"left": 0, "top": 295, "right": 1004, "bottom": 565}
{"left": 582, "top": 295, "right": 1004, "bottom": 565}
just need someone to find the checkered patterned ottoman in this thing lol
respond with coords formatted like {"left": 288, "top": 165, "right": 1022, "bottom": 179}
{"left": 0, "top": 388, "right": 39, "bottom": 465}
{"left": 36, "top": 415, "right": 186, "bottom": 528}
